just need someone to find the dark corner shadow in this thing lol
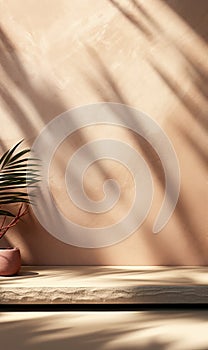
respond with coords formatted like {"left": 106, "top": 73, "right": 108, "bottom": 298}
{"left": 162, "top": 0, "right": 208, "bottom": 42}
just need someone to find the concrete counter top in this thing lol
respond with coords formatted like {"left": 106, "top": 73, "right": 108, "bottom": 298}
{"left": 1, "top": 266, "right": 208, "bottom": 304}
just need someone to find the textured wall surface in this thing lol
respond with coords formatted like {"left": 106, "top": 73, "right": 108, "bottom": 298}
{"left": 0, "top": 0, "right": 207, "bottom": 264}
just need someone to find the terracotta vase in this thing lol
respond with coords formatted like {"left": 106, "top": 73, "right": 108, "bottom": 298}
{"left": 0, "top": 247, "right": 21, "bottom": 276}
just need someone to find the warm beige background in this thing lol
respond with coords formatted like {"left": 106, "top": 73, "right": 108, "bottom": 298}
{"left": 0, "top": 0, "right": 207, "bottom": 265}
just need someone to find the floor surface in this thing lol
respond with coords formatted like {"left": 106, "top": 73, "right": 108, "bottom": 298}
{"left": 1, "top": 310, "right": 208, "bottom": 350}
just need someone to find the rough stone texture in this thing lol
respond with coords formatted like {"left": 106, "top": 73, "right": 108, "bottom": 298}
{"left": 1, "top": 266, "right": 208, "bottom": 304}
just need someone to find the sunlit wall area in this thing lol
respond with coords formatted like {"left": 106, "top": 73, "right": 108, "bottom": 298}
{"left": 0, "top": 0, "right": 207, "bottom": 265}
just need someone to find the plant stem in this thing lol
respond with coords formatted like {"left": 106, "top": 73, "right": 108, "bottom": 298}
{"left": 0, "top": 204, "right": 29, "bottom": 240}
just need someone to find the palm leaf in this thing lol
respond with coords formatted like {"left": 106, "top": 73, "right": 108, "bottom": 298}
{"left": 8, "top": 149, "right": 30, "bottom": 164}
{"left": 0, "top": 185, "right": 38, "bottom": 190}
{"left": 0, "top": 198, "right": 30, "bottom": 205}
{"left": 1, "top": 168, "right": 40, "bottom": 173}
{"left": 4, "top": 159, "right": 40, "bottom": 169}
{"left": 0, "top": 140, "right": 40, "bottom": 211}
{"left": 0, "top": 140, "right": 24, "bottom": 167}
{"left": 0, "top": 209, "right": 15, "bottom": 217}
{"left": 0, "top": 170, "right": 40, "bottom": 178}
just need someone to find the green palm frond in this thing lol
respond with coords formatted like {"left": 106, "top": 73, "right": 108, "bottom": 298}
{"left": 0, "top": 209, "right": 15, "bottom": 217}
{"left": 0, "top": 140, "right": 40, "bottom": 212}
{"left": 0, "top": 140, "right": 25, "bottom": 166}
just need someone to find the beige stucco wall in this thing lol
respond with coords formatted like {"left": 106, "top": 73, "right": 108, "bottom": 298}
{"left": 0, "top": 0, "right": 207, "bottom": 265}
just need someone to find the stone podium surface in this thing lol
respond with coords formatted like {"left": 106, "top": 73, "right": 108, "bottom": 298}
{"left": 1, "top": 266, "right": 208, "bottom": 304}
